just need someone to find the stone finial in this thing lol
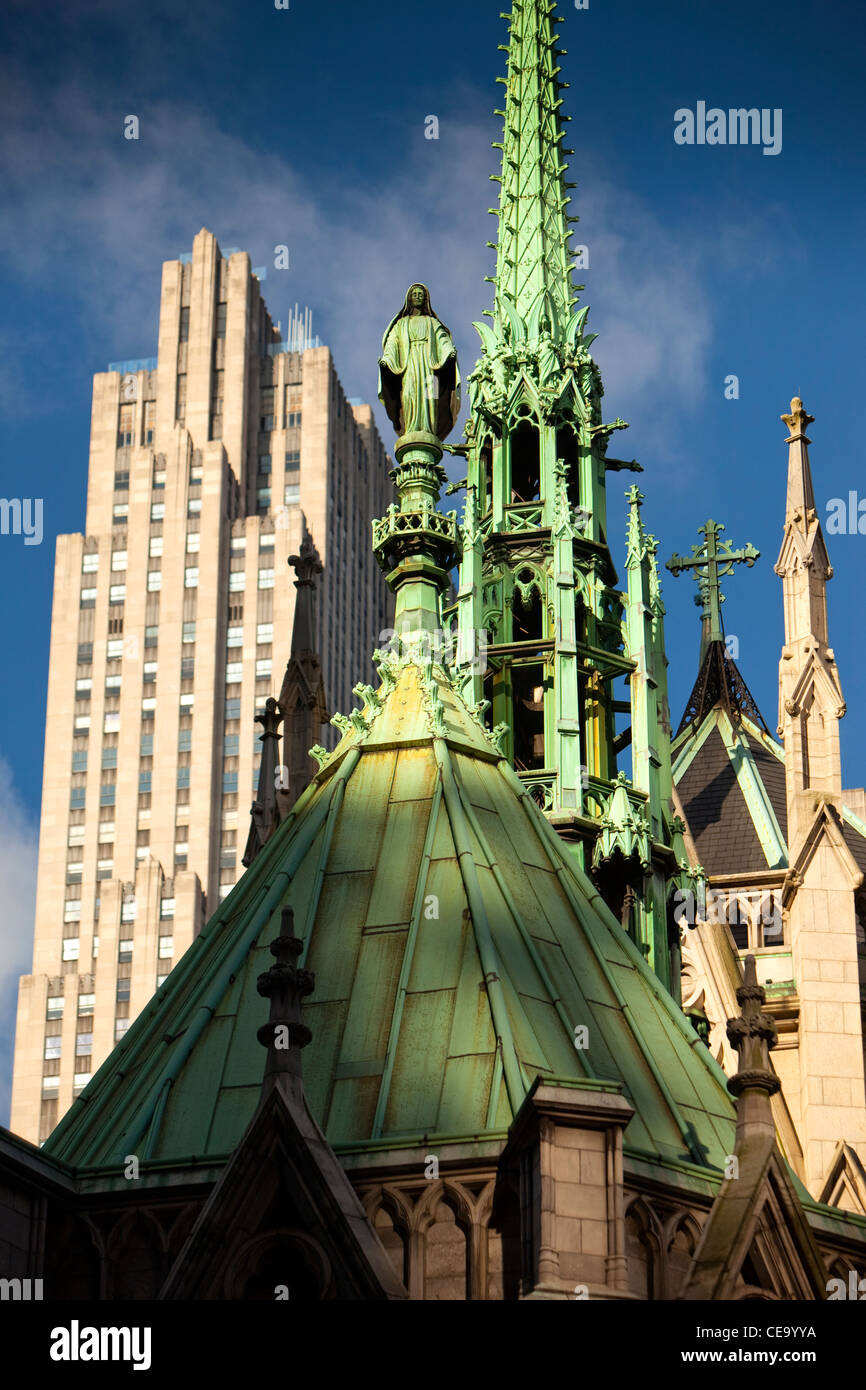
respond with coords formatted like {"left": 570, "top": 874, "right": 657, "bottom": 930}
{"left": 287, "top": 531, "right": 323, "bottom": 659}
{"left": 289, "top": 532, "right": 323, "bottom": 588}
{"left": 781, "top": 396, "right": 814, "bottom": 442}
{"left": 725, "top": 954, "right": 780, "bottom": 1099}
{"left": 256, "top": 907, "right": 315, "bottom": 1094}
{"left": 242, "top": 697, "right": 283, "bottom": 868}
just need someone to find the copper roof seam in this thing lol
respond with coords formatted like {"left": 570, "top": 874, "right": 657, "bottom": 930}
{"left": 433, "top": 737, "right": 526, "bottom": 1114}
{"left": 141, "top": 1076, "right": 172, "bottom": 1160}
{"left": 298, "top": 761, "right": 352, "bottom": 951}
{"left": 94, "top": 759, "right": 362, "bottom": 1165}
{"left": 371, "top": 771, "right": 446, "bottom": 1139}
{"left": 52, "top": 775, "right": 341, "bottom": 1160}
{"left": 486, "top": 1046, "right": 505, "bottom": 1129}
{"left": 456, "top": 767, "right": 595, "bottom": 1081}
{"left": 503, "top": 758, "right": 705, "bottom": 1162}
{"left": 106, "top": 866, "right": 294, "bottom": 1164}
{"left": 719, "top": 711, "right": 788, "bottom": 869}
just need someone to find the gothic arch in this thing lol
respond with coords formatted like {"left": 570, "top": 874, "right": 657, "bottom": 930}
{"left": 625, "top": 1196, "right": 663, "bottom": 1300}
{"left": 224, "top": 1228, "right": 333, "bottom": 1301}
{"left": 106, "top": 1208, "right": 167, "bottom": 1300}
{"left": 512, "top": 563, "right": 545, "bottom": 607}
{"left": 413, "top": 1181, "right": 474, "bottom": 1301}
{"left": 363, "top": 1184, "right": 412, "bottom": 1288}
{"left": 663, "top": 1210, "right": 703, "bottom": 1299}
{"left": 412, "top": 1179, "right": 474, "bottom": 1235}
{"left": 508, "top": 409, "right": 542, "bottom": 504}
{"left": 663, "top": 1209, "right": 702, "bottom": 1250}
{"left": 481, "top": 609, "right": 503, "bottom": 649}
{"left": 46, "top": 1212, "right": 104, "bottom": 1299}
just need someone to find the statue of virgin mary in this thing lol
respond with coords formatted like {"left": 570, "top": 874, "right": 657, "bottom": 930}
{"left": 378, "top": 284, "right": 460, "bottom": 442}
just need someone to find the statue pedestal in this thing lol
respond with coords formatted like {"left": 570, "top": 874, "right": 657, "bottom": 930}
{"left": 395, "top": 430, "right": 444, "bottom": 464}
{"left": 391, "top": 433, "right": 447, "bottom": 510}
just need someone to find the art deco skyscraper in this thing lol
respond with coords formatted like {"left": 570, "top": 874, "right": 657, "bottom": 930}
{"left": 11, "top": 228, "right": 393, "bottom": 1143}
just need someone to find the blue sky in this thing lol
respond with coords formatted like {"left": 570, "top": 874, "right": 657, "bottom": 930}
{"left": 0, "top": 0, "right": 864, "bottom": 1123}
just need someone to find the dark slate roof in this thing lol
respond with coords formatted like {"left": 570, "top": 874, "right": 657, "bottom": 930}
{"left": 677, "top": 724, "right": 768, "bottom": 876}
{"left": 843, "top": 822, "right": 866, "bottom": 877}
{"left": 744, "top": 731, "right": 788, "bottom": 843}
{"left": 678, "top": 713, "right": 866, "bottom": 880}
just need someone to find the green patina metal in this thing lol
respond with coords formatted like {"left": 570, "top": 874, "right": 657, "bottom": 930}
{"left": 43, "top": 0, "right": 755, "bottom": 1197}
{"left": 666, "top": 519, "right": 759, "bottom": 664}
{"left": 44, "top": 323, "right": 741, "bottom": 1190}
{"left": 454, "top": 0, "right": 614, "bottom": 814}
{"left": 442, "top": 0, "right": 698, "bottom": 997}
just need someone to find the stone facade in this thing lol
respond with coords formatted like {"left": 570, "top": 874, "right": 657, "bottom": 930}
{"left": 676, "top": 400, "right": 866, "bottom": 1204}
{"left": 10, "top": 228, "right": 393, "bottom": 1145}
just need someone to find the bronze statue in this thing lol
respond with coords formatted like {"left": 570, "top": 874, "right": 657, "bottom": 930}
{"left": 378, "top": 284, "right": 460, "bottom": 442}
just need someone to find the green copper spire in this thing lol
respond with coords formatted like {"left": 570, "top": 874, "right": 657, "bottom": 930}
{"left": 487, "top": 0, "right": 580, "bottom": 337}
{"left": 666, "top": 520, "right": 759, "bottom": 664}
{"left": 454, "top": 0, "right": 636, "bottom": 871}
{"left": 444, "top": 3, "right": 695, "bottom": 998}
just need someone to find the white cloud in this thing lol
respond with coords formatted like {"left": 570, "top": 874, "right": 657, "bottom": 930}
{"left": 0, "top": 758, "right": 38, "bottom": 1129}
{"left": 0, "top": 70, "right": 729, "bottom": 467}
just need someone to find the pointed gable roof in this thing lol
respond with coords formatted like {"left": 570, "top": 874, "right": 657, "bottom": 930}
{"left": 160, "top": 913, "right": 406, "bottom": 1300}
{"left": 818, "top": 1142, "right": 866, "bottom": 1218}
{"left": 680, "top": 957, "right": 829, "bottom": 1300}
{"left": 674, "top": 710, "right": 788, "bottom": 876}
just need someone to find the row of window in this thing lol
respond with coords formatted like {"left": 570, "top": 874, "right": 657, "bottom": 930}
{"left": 73, "top": 668, "right": 265, "bottom": 735}
{"left": 257, "top": 485, "right": 300, "bottom": 509}
{"left": 231, "top": 534, "right": 275, "bottom": 552}
{"left": 67, "top": 858, "right": 115, "bottom": 881}
{"left": 78, "top": 627, "right": 196, "bottom": 664}
{"left": 116, "top": 401, "right": 156, "bottom": 449}
{"left": 71, "top": 722, "right": 214, "bottom": 778}
{"left": 229, "top": 623, "right": 272, "bottom": 645}
{"left": 109, "top": 478, "right": 202, "bottom": 522}
{"left": 44, "top": 1009, "right": 163, "bottom": 1086}
{"left": 72, "top": 767, "right": 258, "bottom": 812}
{"left": 73, "top": 697, "right": 195, "bottom": 734}
{"left": 43, "top": 1073, "right": 98, "bottom": 1095}
{"left": 58, "top": 897, "right": 173, "bottom": 926}
{"left": 58, "top": 931, "right": 174, "bottom": 961}
{"left": 75, "top": 659, "right": 192, "bottom": 693}
{"left": 86, "top": 539, "right": 203, "bottom": 575}
{"left": 227, "top": 659, "right": 271, "bottom": 681}
{"left": 47, "top": 993, "right": 94, "bottom": 1019}
{"left": 257, "top": 451, "right": 301, "bottom": 475}
{"left": 81, "top": 569, "right": 276, "bottom": 606}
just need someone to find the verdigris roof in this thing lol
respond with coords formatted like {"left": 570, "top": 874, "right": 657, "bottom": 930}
{"left": 46, "top": 649, "right": 739, "bottom": 1181}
